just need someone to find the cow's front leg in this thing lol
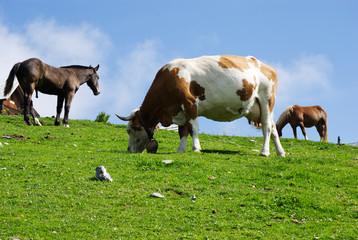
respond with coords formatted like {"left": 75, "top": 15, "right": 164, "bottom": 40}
{"left": 177, "top": 124, "right": 189, "bottom": 153}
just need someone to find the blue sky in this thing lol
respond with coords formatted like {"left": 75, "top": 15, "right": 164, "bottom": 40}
{"left": 0, "top": 0, "right": 357, "bottom": 143}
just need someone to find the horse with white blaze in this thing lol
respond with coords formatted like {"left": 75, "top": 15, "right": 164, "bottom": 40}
{"left": 116, "top": 55, "right": 285, "bottom": 157}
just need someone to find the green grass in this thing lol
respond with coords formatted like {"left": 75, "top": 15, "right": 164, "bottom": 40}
{"left": 1, "top": 114, "right": 357, "bottom": 239}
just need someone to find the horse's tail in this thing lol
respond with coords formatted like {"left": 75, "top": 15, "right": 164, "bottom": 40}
{"left": 319, "top": 106, "right": 329, "bottom": 142}
{"left": 4, "top": 62, "right": 21, "bottom": 96}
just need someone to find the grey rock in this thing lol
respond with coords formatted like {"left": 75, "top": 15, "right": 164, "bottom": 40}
{"left": 150, "top": 192, "right": 165, "bottom": 198}
{"left": 162, "top": 160, "right": 173, "bottom": 165}
{"left": 96, "top": 166, "right": 113, "bottom": 182}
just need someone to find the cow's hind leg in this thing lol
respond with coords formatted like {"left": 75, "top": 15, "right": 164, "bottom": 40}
{"left": 271, "top": 124, "right": 286, "bottom": 157}
{"left": 258, "top": 102, "right": 272, "bottom": 156}
{"left": 258, "top": 98, "right": 284, "bottom": 157}
{"left": 190, "top": 117, "right": 201, "bottom": 152}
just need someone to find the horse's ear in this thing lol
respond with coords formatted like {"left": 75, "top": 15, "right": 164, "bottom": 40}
{"left": 94, "top": 64, "right": 100, "bottom": 71}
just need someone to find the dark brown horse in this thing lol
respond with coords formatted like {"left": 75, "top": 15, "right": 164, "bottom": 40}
{"left": 3, "top": 58, "right": 100, "bottom": 126}
{"left": 276, "top": 105, "right": 328, "bottom": 142}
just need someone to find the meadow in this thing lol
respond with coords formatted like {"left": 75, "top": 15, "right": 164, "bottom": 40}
{"left": 0, "top": 114, "right": 357, "bottom": 239}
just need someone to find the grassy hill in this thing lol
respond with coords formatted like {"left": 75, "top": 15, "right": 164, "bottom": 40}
{"left": 1, "top": 115, "right": 357, "bottom": 239}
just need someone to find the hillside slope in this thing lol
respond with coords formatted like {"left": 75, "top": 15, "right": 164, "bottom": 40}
{"left": 1, "top": 115, "right": 357, "bottom": 239}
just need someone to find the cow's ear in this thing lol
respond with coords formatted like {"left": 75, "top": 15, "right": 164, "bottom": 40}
{"left": 130, "top": 121, "right": 142, "bottom": 131}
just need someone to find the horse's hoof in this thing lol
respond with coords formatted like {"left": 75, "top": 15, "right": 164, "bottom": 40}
{"left": 63, "top": 124, "right": 70, "bottom": 128}
{"left": 34, "top": 118, "right": 42, "bottom": 126}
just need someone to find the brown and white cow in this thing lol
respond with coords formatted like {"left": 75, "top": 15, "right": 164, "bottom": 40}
{"left": 116, "top": 55, "right": 285, "bottom": 156}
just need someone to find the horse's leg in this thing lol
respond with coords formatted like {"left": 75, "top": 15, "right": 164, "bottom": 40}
{"left": 63, "top": 92, "right": 75, "bottom": 127}
{"left": 291, "top": 124, "right": 298, "bottom": 139}
{"left": 315, "top": 123, "right": 324, "bottom": 142}
{"left": 55, "top": 95, "right": 64, "bottom": 126}
{"left": 23, "top": 93, "right": 32, "bottom": 125}
{"left": 299, "top": 122, "right": 308, "bottom": 140}
{"left": 30, "top": 100, "right": 42, "bottom": 126}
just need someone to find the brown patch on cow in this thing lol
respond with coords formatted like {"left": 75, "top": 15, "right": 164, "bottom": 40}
{"left": 218, "top": 55, "right": 258, "bottom": 72}
{"left": 259, "top": 63, "right": 278, "bottom": 112}
{"left": 140, "top": 66, "right": 198, "bottom": 128}
{"left": 247, "top": 56, "right": 259, "bottom": 68}
{"left": 236, "top": 79, "right": 257, "bottom": 101}
{"left": 260, "top": 63, "right": 277, "bottom": 82}
{"left": 190, "top": 81, "right": 205, "bottom": 101}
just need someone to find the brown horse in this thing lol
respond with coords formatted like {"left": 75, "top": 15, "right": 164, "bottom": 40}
{"left": 276, "top": 105, "right": 328, "bottom": 142}
{"left": 3, "top": 58, "right": 100, "bottom": 126}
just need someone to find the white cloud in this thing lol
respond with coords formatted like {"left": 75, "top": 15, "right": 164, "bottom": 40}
{"left": 25, "top": 20, "right": 112, "bottom": 65}
{"left": 110, "top": 40, "right": 167, "bottom": 119}
{"left": 0, "top": 19, "right": 112, "bottom": 120}
{"left": 273, "top": 54, "right": 334, "bottom": 107}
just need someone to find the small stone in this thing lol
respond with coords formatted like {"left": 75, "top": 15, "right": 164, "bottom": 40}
{"left": 190, "top": 195, "right": 197, "bottom": 200}
{"left": 150, "top": 192, "right": 165, "bottom": 198}
{"left": 96, "top": 166, "right": 113, "bottom": 182}
{"left": 162, "top": 160, "right": 173, "bottom": 164}
{"left": 208, "top": 176, "right": 216, "bottom": 180}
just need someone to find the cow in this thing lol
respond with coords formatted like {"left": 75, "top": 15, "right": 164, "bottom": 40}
{"left": 116, "top": 55, "right": 286, "bottom": 157}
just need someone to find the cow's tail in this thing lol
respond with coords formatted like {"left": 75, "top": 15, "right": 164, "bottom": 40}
{"left": 4, "top": 62, "right": 21, "bottom": 96}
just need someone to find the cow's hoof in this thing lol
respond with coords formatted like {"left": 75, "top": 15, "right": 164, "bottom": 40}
{"left": 259, "top": 152, "right": 270, "bottom": 157}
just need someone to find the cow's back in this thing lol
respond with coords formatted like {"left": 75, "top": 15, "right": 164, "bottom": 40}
{"left": 162, "top": 55, "right": 274, "bottom": 122}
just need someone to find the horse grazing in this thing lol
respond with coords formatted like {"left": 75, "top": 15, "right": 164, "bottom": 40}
{"left": 3, "top": 58, "right": 100, "bottom": 127}
{"left": 276, "top": 105, "right": 328, "bottom": 142}
{"left": 116, "top": 55, "right": 286, "bottom": 157}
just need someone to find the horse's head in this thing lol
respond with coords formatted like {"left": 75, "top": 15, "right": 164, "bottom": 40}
{"left": 276, "top": 124, "right": 282, "bottom": 137}
{"left": 87, "top": 65, "right": 100, "bottom": 96}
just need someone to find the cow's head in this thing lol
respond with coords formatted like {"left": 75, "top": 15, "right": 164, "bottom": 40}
{"left": 115, "top": 110, "right": 158, "bottom": 153}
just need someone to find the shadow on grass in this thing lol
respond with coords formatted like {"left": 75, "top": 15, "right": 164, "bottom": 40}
{"left": 201, "top": 149, "right": 246, "bottom": 155}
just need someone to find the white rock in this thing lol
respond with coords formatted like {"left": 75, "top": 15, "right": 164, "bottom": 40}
{"left": 190, "top": 195, "right": 197, "bottom": 200}
{"left": 162, "top": 160, "right": 173, "bottom": 164}
{"left": 96, "top": 166, "right": 113, "bottom": 182}
{"left": 150, "top": 192, "right": 165, "bottom": 198}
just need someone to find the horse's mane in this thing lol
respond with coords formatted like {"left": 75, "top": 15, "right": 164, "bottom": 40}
{"left": 276, "top": 105, "right": 293, "bottom": 127}
{"left": 60, "top": 65, "right": 93, "bottom": 69}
